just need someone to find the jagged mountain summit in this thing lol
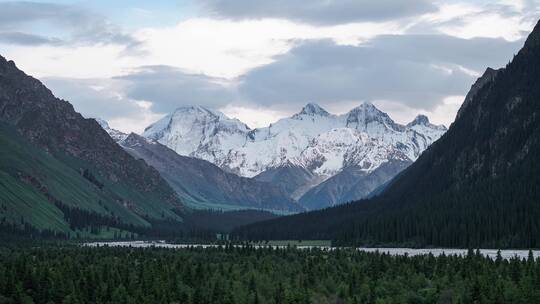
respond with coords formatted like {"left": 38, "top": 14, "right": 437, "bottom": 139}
{"left": 294, "top": 102, "right": 331, "bottom": 117}
{"left": 143, "top": 102, "right": 446, "bottom": 208}
{"left": 144, "top": 105, "right": 250, "bottom": 159}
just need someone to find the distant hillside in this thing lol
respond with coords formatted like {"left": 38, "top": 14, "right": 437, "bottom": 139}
{"left": 0, "top": 55, "right": 185, "bottom": 238}
{"left": 234, "top": 20, "right": 540, "bottom": 249}
{"left": 118, "top": 132, "right": 302, "bottom": 212}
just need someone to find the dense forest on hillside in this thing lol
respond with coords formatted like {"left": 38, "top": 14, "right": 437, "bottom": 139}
{"left": 0, "top": 245, "right": 539, "bottom": 304}
{"left": 0, "top": 208, "right": 276, "bottom": 242}
{"left": 234, "top": 21, "right": 540, "bottom": 249}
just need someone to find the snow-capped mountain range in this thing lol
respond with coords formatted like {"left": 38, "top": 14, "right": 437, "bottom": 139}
{"left": 140, "top": 102, "right": 446, "bottom": 208}
{"left": 96, "top": 102, "right": 445, "bottom": 210}
{"left": 144, "top": 103, "right": 445, "bottom": 177}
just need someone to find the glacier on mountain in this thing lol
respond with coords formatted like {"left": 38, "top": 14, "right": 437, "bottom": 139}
{"left": 143, "top": 102, "right": 447, "bottom": 182}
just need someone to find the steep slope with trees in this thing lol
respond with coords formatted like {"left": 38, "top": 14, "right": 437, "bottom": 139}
{"left": 235, "top": 20, "right": 540, "bottom": 248}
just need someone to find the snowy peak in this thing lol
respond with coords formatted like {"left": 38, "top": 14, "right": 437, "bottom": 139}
{"left": 144, "top": 105, "right": 250, "bottom": 136}
{"left": 407, "top": 114, "right": 430, "bottom": 126}
{"left": 94, "top": 118, "right": 110, "bottom": 130}
{"left": 345, "top": 102, "right": 389, "bottom": 122}
{"left": 142, "top": 105, "right": 250, "bottom": 162}
{"left": 170, "top": 105, "right": 223, "bottom": 121}
{"left": 122, "top": 132, "right": 155, "bottom": 147}
{"left": 407, "top": 115, "right": 447, "bottom": 131}
{"left": 344, "top": 102, "right": 401, "bottom": 131}
{"left": 93, "top": 118, "right": 128, "bottom": 142}
{"left": 294, "top": 103, "right": 330, "bottom": 117}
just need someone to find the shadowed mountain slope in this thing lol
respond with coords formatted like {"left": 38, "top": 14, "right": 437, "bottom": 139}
{"left": 234, "top": 20, "right": 540, "bottom": 248}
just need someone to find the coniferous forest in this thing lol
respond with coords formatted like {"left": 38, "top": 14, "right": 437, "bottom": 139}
{"left": 1, "top": 244, "right": 539, "bottom": 304}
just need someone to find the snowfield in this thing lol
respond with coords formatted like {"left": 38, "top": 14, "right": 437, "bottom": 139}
{"left": 142, "top": 102, "right": 447, "bottom": 179}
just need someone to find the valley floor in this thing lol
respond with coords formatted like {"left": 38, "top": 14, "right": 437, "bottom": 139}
{"left": 1, "top": 244, "right": 539, "bottom": 303}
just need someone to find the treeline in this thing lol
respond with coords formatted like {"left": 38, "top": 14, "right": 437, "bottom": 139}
{"left": 0, "top": 203, "right": 208, "bottom": 241}
{"left": 0, "top": 245, "right": 539, "bottom": 303}
{"left": 55, "top": 202, "right": 124, "bottom": 231}
{"left": 234, "top": 163, "right": 540, "bottom": 248}
{"left": 0, "top": 221, "right": 67, "bottom": 241}
{"left": 0, "top": 205, "right": 278, "bottom": 242}
{"left": 81, "top": 169, "right": 104, "bottom": 190}
{"left": 185, "top": 209, "right": 277, "bottom": 233}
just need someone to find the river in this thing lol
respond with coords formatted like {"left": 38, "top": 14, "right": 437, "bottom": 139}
{"left": 84, "top": 241, "right": 540, "bottom": 260}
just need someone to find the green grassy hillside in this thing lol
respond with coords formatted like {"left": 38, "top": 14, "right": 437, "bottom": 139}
{"left": 0, "top": 123, "right": 152, "bottom": 236}
{"left": 0, "top": 54, "right": 188, "bottom": 237}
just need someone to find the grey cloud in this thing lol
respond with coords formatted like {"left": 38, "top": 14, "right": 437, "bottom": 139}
{"left": 42, "top": 77, "right": 144, "bottom": 121}
{"left": 0, "top": 31, "right": 63, "bottom": 45}
{"left": 239, "top": 35, "right": 523, "bottom": 110}
{"left": 368, "top": 35, "right": 522, "bottom": 71}
{"left": 116, "top": 66, "right": 236, "bottom": 113}
{"left": 409, "top": 1, "right": 540, "bottom": 36}
{"left": 40, "top": 34, "right": 525, "bottom": 122}
{"left": 522, "top": 0, "right": 540, "bottom": 24}
{"left": 0, "top": 2, "right": 82, "bottom": 27}
{"left": 0, "top": 1, "right": 140, "bottom": 49}
{"left": 199, "top": 0, "right": 437, "bottom": 25}
{"left": 41, "top": 66, "right": 237, "bottom": 123}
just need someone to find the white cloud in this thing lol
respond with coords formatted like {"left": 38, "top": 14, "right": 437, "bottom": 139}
{"left": 421, "top": 3, "right": 483, "bottom": 24}
{"left": 4, "top": 17, "right": 401, "bottom": 80}
{"left": 416, "top": 1, "right": 538, "bottom": 41}
{"left": 371, "top": 95, "right": 463, "bottom": 127}
{"left": 219, "top": 104, "right": 290, "bottom": 128}
{"left": 41, "top": 76, "right": 169, "bottom": 134}
{"left": 438, "top": 12, "right": 533, "bottom": 41}
{"left": 1, "top": 43, "right": 132, "bottom": 78}
{"left": 427, "top": 95, "right": 464, "bottom": 126}
{"left": 108, "top": 112, "right": 166, "bottom": 134}
{"left": 134, "top": 18, "right": 402, "bottom": 78}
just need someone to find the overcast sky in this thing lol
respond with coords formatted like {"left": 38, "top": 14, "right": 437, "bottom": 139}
{"left": 1, "top": 0, "right": 539, "bottom": 132}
